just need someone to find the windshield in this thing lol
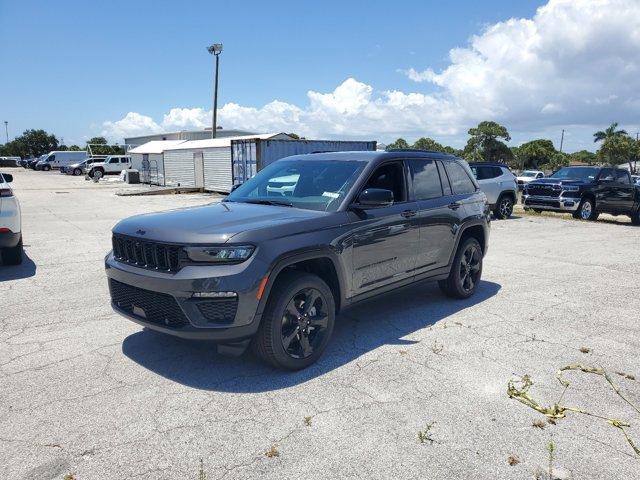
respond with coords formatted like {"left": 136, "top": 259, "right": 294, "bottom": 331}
{"left": 550, "top": 167, "right": 599, "bottom": 181}
{"left": 226, "top": 159, "right": 366, "bottom": 212}
{"left": 521, "top": 171, "right": 537, "bottom": 177}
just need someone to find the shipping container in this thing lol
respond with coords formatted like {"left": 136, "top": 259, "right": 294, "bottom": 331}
{"left": 231, "top": 139, "right": 377, "bottom": 186}
{"left": 128, "top": 140, "right": 187, "bottom": 185}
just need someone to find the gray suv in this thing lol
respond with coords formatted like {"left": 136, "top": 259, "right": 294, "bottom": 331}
{"left": 105, "top": 150, "right": 491, "bottom": 370}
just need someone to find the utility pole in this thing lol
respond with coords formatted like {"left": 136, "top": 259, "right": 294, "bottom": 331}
{"left": 207, "top": 43, "right": 223, "bottom": 139}
{"left": 3, "top": 121, "right": 8, "bottom": 144}
{"left": 559, "top": 129, "right": 565, "bottom": 153}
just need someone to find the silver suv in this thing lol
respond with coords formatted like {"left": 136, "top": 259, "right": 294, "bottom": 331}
{"left": 469, "top": 162, "right": 517, "bottom": 219}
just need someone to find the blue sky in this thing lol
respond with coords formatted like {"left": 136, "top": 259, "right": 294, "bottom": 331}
{"left": 1, "top": 0, "right": 638, "bottom": 151}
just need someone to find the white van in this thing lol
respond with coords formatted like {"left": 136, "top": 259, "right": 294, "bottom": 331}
{"left": 36, "top": 151, "right": 88, "bottom": 171}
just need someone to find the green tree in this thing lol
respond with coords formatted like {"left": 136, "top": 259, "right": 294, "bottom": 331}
{"left": 68, "top": 145, "right": 81, "bottom": 151}
{"left": 541, "top": 152, "right": 569, "bottom": 172}
{"left": 86, "top": 136, "right": 124, "bottom": 155}
{"left": 464, "top": 121, "right": 512, "bottom": 162}
{"left": 386, "top": 138, "right": 410, "bottom": 150}
{"left": 567, "top": 150, "right": 597, "bottom": 165}
{"left": 593, "top": 122, "right": 627, "bottom": 143}
{"left": 1, "top": 129, "right": 59, "bottom": 157}
{"left": 597, "top": 135, "right": 634, "bottom": 169}
{"left": 513, "top": 139, "right": 557, "bottom": 169}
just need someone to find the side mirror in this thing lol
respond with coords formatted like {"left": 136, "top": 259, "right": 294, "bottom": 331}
{"left": 3, "top": 174, "right": 13, "bottom": 183}
{"left": 354, "top": 188, "right": 394, "bottom": 208}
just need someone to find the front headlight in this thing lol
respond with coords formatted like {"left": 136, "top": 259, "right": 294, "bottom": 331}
{"left": 184, "top": 245, "right": 254, "bottom": 263}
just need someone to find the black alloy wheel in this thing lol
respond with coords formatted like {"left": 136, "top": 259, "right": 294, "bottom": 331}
{"left": 280, "top": 287, "right": 329, "bottom": 359}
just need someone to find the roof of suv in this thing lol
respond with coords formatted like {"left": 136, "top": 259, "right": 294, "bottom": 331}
{"left": 468, "top": 162, "right": 511, "bottom": 168}
{"left": 281, "top": 150, "right": 460, "bottom": 163}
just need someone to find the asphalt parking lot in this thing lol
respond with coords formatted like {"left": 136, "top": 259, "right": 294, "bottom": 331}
{"left": 1, "top": 168, "right": 639, "bottom": 479}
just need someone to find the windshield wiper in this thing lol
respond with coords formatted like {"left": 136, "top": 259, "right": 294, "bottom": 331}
{"left": 242, "top": 198, "right": 293, "bottom": 207}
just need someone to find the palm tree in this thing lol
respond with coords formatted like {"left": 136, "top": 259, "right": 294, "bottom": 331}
{"left": 593, "top": 122, "right": 627, "bottom": 143}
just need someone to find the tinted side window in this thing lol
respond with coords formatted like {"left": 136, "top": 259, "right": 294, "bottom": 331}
{"left": 472, "top": 165, "right": 501, "bottom": 180}
{"left": 444, "top": 161, "right": 476, "bottom": 195}
{"left": 599, "top": 168, "right": 615, "bottom": 181}
{"left": 363, "top": 162, "right": 406, "bottom": 203}
{"left": 436, "top": 161, "right": 452, "bottom": 195}
{"left": 615, "top": 170, "right": 630, "bottom": 184}
{"left": 409, "top": 159, "right": 442, "bottom": 200}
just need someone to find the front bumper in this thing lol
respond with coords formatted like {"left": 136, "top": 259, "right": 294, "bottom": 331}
{"left": 523, "top": 195, "right": 580, "bottom": 212}
{"left": 105, "top": 252, "right": 269, "bottom": 342}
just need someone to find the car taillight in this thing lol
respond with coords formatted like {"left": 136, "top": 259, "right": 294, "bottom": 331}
{"left": 0, "top": 188, "right": 13, "bottom": 197}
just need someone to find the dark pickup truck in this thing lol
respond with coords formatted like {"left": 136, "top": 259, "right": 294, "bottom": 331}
{"left": 523, "top": 166, "right": 640, "bottom": 223}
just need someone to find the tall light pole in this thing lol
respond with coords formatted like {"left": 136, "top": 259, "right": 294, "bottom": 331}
{"left": 207, "top": 43, "right": 223, "bottom": 139}
{"left": 3, "top": 121, "right": 8, "bottom": 144}
{"left": 559, "top": 128, "right": 565, "bottom": 153}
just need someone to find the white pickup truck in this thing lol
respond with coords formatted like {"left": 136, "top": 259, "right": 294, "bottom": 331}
{"left": 86, "top": 155, "right": 131, "bottom": 179}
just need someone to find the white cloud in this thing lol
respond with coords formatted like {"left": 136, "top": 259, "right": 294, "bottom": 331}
{"left": 102, "top": 0, "right": 640, "bottom": 150}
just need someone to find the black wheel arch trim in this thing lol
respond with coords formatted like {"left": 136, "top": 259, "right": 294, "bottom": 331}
{"left": 256, "top": 247, "right": 348, "bottom": 319}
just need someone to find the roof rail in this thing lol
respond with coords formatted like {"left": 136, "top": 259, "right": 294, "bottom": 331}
{"left": 385, "top": 149, "right": 454, "bottom": 155}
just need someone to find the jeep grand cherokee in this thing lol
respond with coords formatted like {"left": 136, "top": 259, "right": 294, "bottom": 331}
{"left": 105, "top": 150, "right": 491, "bottom": 370}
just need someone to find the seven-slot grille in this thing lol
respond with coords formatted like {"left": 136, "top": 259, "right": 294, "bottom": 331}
{"left": 112, "top": 233, "right": 181, "bottom": 272}
{"left": 526, "top": 184, "right": 561, "bottom": 198}
{"left": 109, "top": 279, "right": 188, "bottom": 328}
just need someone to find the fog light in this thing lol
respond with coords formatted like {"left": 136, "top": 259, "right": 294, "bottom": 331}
{"left": 564, "top": 201, "right": 575, "bottom": 207}
{"left": 192, "top": 291, "right": 237, "bottom": 298}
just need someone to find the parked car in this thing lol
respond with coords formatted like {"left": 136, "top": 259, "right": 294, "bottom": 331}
{"left": 469, "top": 162, "right": 517, "bottom": 219}
{"left": 27, "top": 156, "right": 45, "bottom": 169}
{"left": 62, "top": 156, "right": 106, "bottom": 176}
{"left": 0, "top": 172, "right": 22, "bottom": 265}
{"left": 35, "top": 151, "right": 88, "bottom": 171}
{"left": 523, "top": 166, "right": 640, "bottom": 223}
{"left": 632, "top": 175, "right": 640, "bottom": 185}
{"left": 0, "top": 156, "right": 21, "bottom": 167}
{"left": 87, "top": 155, "right": 131, "bottom": 179}
{"left": 105, "top": 150, "right": 490, "bottom": 370}
{"left": 516, "top": 170, "right": 544, "bottom": 188}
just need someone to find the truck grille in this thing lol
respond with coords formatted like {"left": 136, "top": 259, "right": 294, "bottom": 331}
{"left": 112, "top": 234, "right": 182, "bottom": 272}
{"left": 196, "top": 298, "right": 238, "bottom": 324}
{"left": 109, "top": 279, "right": 188, "bottom": 328}
{"left": 526, "top": 184, "right": 561, "bottom": 197}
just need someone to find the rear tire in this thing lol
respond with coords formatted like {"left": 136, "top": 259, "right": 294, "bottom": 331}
{"left": 2, "top": 237, "right": 23, "bottom": 265}
{"left": 73, "top": 168, "right": 82, "bottom": 176}
{"left": 439, "top": 237, "right": 483, "bottom": 299}
{"left": 493, "top": 194, "right": 514, "bottom": 219}
{"left": 252, "top": 271, "right": 335, "bottom": 370}
{"left": 43, "top": 165, "right": 51, "bottom": 171}
{"left": 92, "top": 169, "right": 104, "bottom": 179}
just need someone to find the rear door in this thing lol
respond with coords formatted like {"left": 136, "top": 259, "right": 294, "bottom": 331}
{"left": 613, "top": 170, "right": 636, "bottom": 213}
{"left": 408, "top": 158, "right": 458, "bottom": 272}
{"left": 351, "top": 161, "right": 420, "bottom": 295}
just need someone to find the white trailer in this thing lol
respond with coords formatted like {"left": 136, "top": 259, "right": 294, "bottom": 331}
{"left": 36, "top": 151, "right": 88, "bottom": 170}
{"left": 162, "top": 134, "right": 291, "bottom": 192}
{"left": 128, "top": 140, "right": 186, "bottom": 185}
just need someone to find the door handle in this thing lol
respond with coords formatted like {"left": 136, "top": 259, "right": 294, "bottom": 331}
{"left": 401, "top": 209, "right": 417, "bottom": 218}
{"left": 448, "top": 202, "right": 461, "bottom": 210}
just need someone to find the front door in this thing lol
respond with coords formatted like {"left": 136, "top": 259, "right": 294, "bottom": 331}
{"left": 351, "top": 161, "right": 420, "bottom": 296}
{"left": 194, "top": 152, "right": 204, "bottom": 188}
{"left": 596, "top": 168, "right": 616, "bottom": 212}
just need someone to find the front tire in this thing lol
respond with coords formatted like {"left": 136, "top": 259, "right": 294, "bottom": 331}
{"left": 252, "top": 271, "right": 335, "bottom": 370}
{"left": 575, "top": 197, "right": 598, "bottom": 221}
{"left": 2, "top": 237, "right": 23, "bottom": 265}
{"left": 92, "top": 169, "right": 104, "bottom": 179}
{"left": 43, "top": 165, "right": 51, "bottom": 171}
{"left": 73, "top": 168, "right": 82, "bottom": 176}
{"left": 493, "top": 194, "right": 514, "bottom": 219}
{"left": 439, "top": 237, "right": 483, "bottom": 299}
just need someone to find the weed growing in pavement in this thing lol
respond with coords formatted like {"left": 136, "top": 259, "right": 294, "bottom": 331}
{"left": 532, "top": 418, "right": 546, "bottom": 429}
{"left": 508, "top": 364, "right": 640, "bottom": 456}
{"left": 431, "top": 341, "right": 444, "bottom": 355}
{"left": 579, "top": 346, "right": 591, "bottom": 354}
{"left": 198, "top": 459, "right": 206, "bottom": 480}
{"left": 616, "top": 371, "right": 636, "bottom": 381}
{"left": 507, "top": 454, "right": 520, "bottom": 466}
{"left": 63, "top": 475, "right": 76, "bottom": 480}
{"left": 304, "top": 416, "right": 312, "bottom": 427}
{"left": 265, "top": 445, "right": 280, "bottom": 458}
{"left": 417, "top": 422, "right": 437, "bottom": 444}
{"left": 547, "top": 441, "right": 556, "bottom": 479}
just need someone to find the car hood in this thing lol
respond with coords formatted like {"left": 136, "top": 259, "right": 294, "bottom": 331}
{"left": 112, "top": 201, "right": 332, "bottom": 244}
{"left": 528, "top": 178, "right": 591, "bottom": 187}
